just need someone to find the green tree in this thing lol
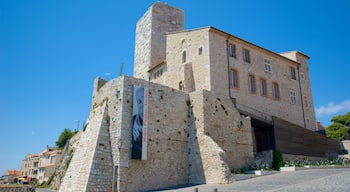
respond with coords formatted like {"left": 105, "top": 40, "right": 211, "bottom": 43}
{"left": 326, "top": 123, "right": 348, "bottom": 141}
{"left": 56, "top": 128, "right": 76, "bottom": 148}
{"left": 326, "top": 112, "right": 350, "bottom": 141}
{"left": 331, "top": 112, "right": 350, "bottom": 126}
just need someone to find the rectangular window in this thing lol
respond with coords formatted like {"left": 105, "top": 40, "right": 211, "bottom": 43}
{"left": 248, "top": 74, "right": 256, "bottom": 94}
{"left": 229, "top": 44, "right": 236, "bottom": 58}
{"left": 230, "top": 69, "right": 239, "bottom": 88}
{"left": 264, "top": 59, "right": 272, "bottom": 72}
{"left": 272, "top": 82, "right": 280, "bottom": 100}
{"left": 243, "top": 48, "right": 250, "bottom": 63}
{"left": 290, "top": 66, "right": 296, "bottom": 80}
{"left": 290, "top": 90, "right": 297, "bottom": 104}
{"left": 198, "top": 47, "right": 203, "bottom": 55}
{"left": 260, "top": 78, "right": 267, "bottom": 97}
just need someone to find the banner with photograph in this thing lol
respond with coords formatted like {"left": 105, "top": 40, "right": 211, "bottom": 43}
{"left": 131, "top": 85, "right": 148, "bottom": 160}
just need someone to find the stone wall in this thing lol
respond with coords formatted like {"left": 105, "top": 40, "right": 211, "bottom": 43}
{"left": 189, "top": 90, "right": 254, "bottom": 184}
{"left": 279, "top": 51, "right": 316, "bottom": 130}
{"left": 60, "top": 76, "right": 193, "bottom": 192}
{"left": 58, "top": 75, "right": 256, "bottom": 191}
{"left": 0, "top": 186, "right": 31, "bottom": 192}
{"left": 213, "top": 31, "right": 308, "bottom": 130}
{"left": 50, "top": 130, "right": 82, "bottom": 190}
{"left": 162, "top": 28, "right": 211, "bottom": 93}
{"left": 117, "top": 76, "right": 190, "bottom": 192}
{"left": 59, "top": 99, "right": 113, "bottom": 192}
{"left": 340, "top": 140, "right": 350, "bottom": 159}
{"left": 189, "top": 90, "right": 232, "bottom": 184}
{"left": 134, "top": 2, "right": 184, "bottom": 80}
{"left": 161, "top": 26, "right": 316, "bottom": 131}
{"left": 133, "top": 5, "right": 152, "bottom": 80}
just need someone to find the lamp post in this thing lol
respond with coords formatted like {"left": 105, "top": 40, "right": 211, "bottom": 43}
{"left": 76, "top": 120, "right": 79, "bottom": 132}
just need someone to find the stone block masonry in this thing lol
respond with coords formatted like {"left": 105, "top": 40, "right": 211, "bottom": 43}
{"left": 59, "top": 99, "right": 113, "bottom": 191}
{"left": 117, "top": 76, "right": 190, "bottom": 192}
{"left": 58, "top": 75, "right": 255, "bottom": 191}
{"left": 189, "top": 90, "right": 254, "bottom": 184}
{"left": 134, "top": 2, "right": 184, "bottom": 80}
{"left": 59, "top": 76, "right": 190, "bottom": 192}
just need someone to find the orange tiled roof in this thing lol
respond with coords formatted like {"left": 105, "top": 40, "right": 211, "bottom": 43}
{"left": 6, "top": 170, "right": 20, "bottom": 176}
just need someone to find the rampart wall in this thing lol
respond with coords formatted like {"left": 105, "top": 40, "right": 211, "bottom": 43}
{"left": 59, "top": 75, "right": 255, "bottom": 191}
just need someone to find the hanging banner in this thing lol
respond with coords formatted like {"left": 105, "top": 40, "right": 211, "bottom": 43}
{"left": 142, "top": 87, "right": 149, "bottom": 160}
{"left": 131, "top": 85, "right": 148, "bottom": 160}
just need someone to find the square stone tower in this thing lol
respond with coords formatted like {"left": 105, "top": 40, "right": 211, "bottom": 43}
{"left": 134, "top": 2, "right": 184, "bottom": 80}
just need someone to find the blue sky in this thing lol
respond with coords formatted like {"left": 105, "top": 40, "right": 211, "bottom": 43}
{"left": 0, "top": 0, "right": 349, "bottom": 175}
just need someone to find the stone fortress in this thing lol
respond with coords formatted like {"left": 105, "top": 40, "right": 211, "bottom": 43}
{"left": 58, "top": 2, "right": 340, "bottom": 192}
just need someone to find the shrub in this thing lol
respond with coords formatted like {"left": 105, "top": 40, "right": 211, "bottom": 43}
{"left": 56, "top": 128, "right": 76, "bottom": 148}
{"left": 272, "top": 150, "right": 284, "bottom": 170}
{"left": 82, "top": 123, "right": 88, "bottom": 132}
